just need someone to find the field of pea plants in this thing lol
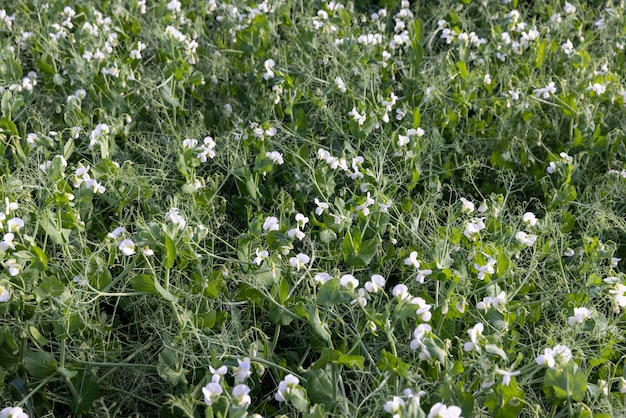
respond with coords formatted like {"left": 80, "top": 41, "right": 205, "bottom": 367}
{"left": 2, "top": 0, "right": 626, "bottom": 417}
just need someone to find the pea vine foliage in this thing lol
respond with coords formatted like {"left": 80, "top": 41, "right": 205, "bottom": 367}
{"left": 1, "top": 0, "right": 626, "bottom": 417}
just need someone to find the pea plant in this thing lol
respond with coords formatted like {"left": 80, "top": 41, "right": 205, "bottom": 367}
{"left": 1, "top": 0, "right": 626, "bottom": 417}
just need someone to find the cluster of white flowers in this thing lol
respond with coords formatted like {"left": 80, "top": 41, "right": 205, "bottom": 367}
{"left": 536, "top": 344, "right": 573, "bottom": 369}
{"left": 183, "top": 136, "right": 216, "bottom": 162}
{"left": 348, "top": 107, "right": 367, "bottom": 126}
{"left": 72, "top": 164, "right": 106, "bottom": 194}
{"left": 334, "top": 76, "right": 346, "bottom": 93}
{"left": 67, "top": 88, "right": 87, "bottom": 104}
{"left": 464, "top": 217, "right": 486, "bottom": 240}
{"left": 403, "top": 251, "right": 432, "bottom": 283}
{"left": 477, "top": 291, "right": 507, "bottom": 312}
{"left": 263, "top": 59, "right": 275, "bottom": 80}
{"left": 130, "top": 41, "right": 147, "bottom": 59}
{"left": 317, "top": 148, "right": 365, "bottom": 180}
{"left": 165, "top": 208, "right": 186, "bottom": 231}
{"left": 165, "top": 25, "right": 198, "bottom": 64}
{"left": 39, "top": 154, "right": 68, "bottom": 174}
{"left": 89, "top": 123, "right": 111, "bottom": 150}
{"left": 289, "top": 253, "right": 310, "bottom": 271}
{"left": 568, "top": 307, "right": 592, "bottom": 326}
{"left": 392, "top": 284, "right": 432, "bottom": 322}
{"left": 357, "top": 33, "right": 384, "bottom": 45}
{"left": 397, "top": 127, "right": 425, "bottom": 147}
{"left": 534, "top": 81, "right": 557, "bottom": 99}
{"left": 7, "top": 71, "right": 38, "bottom": 93}
{"left": 546, "top": 151, "right": 573, "bottom": 174}
{"left": 247, "top": 121, "right": 277, "bottom": 141}
{"left": 287, "top": 213, "right": 308, "bottom": 240}
{"left": 202, "top": 360, "right": 252, "bottom": 408}
{"left": 266, "top": 151, "right": 284, "bottom": 165}
{"left": 474, "top": 257, "right": 496, "bottom": 281}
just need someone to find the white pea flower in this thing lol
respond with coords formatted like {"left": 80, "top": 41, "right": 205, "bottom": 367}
{"left": 563, "top": 248, "right": 574, "bottom": 257}
{"left": 232, "top": 384, "right": 252, "bottom": 408}
{"left": 568, "top": 307, "right": 592, "bottom": 326}
{"left": 314, "top": 198, "right": 329, "bottom": 216}
{"left": 404, "top": 251, "right": 421, "bottom": 269}
{"left": 516, "top": 231, "right": 538, "bottom": 246}
{"left": 464, "top": 323, "right": 484, "bottom": 354}
{"left": 475, "top": 257, "right": 496, "bottom": 280}
{"left": 428, "top": 402, "right": 463, "bottom": 418}
{"left": 252, "top": 249, "right": 269, "bottom": 265}
{"left": 384, "top": 396, "right": 405, "bottom": 416}
{"left": 313, "top": 272, "right": 332, "bottom": 284}
{"left": 0, "top": 285, "right": 10, "bottom": 302}
{"left": 0, "top": 406, "right": 28, "bottom": 418}
{"left": 564, "top": 2, "right": 576, "bottom": 14}
{"left": 533, "top": 82, "right": 557, "bottom": 98}
{"left": 108, "top": 226, "right": 126, "bottom": 239}
{"left": 202, "top": 382, "right": 223, "bottom": 405}
{"left": 262, "top": 216, "right": 280, "bottom": 232}
{"left": 263, "top": 59, "right": 275, "bottom": 80}
{"left": 561, "top": 39, "right": 574, "bottom": 55}
{"left": 340, "top": 274, "right": 359, "bottom": 290}
{"left": 495, "top": 369, "right": 521, "bottom": 386}
{"left": 334, "top": 76, "right": 347, "bottom": 93}
{"left": 0, "top": 233, "right": 15, "bottom": 251}
{"left": 522, "top": 212, "right": 538, "bottom": 227}
{"left": 287, "top": 228, "right": 305, "bottom": 240}
{"left": 392, "top": 284, "right": 410, "bottom": 300}
{"left": 7, "top": 218, "right": 24, "bottom": 232}
{"left": 118, "top": 239, "right": 136, "bottom": 255}
{"left": 5, "top": 198, "right": 18, "bottom": 214}
{"left": 410, "top": 297, "right": 432, "bottom": 322}
{"left": 4, "top": 259, "right": 21, "bottom": 276}
{"left": 234, "top": 357, "right": 252, "bottom": 383}
{"left": 364, "top": 274, "right": 385, "bottom": 293}
{"left": 165, "top": 208, "right": 186, "bottom": 231}
{"left": 266, "top": 151, "right": 284, "bottom": 165}
{"left": 275, "top": 374, "right": 299, "bottom": 402}
{"left": 295, "top": 213, "right": 309, "bottom": 228}
{"left": 289, "top": 253, "right": 310, "bottom": 271}
{"left": 536, "top": 344, "right": 572, "bottom": 369}
{"left": 409, "top": 323, "right": 432, "bottom": 351}
{"left": 464, "top": 217, "right": 486, "bottom": 240}
{"left": 351, "top": 288, "right": 367, "bottom": 307}
{"left": 348, "top": 107, "right": 366, "bottom": 126}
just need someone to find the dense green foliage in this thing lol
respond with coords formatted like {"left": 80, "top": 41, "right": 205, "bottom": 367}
{"left": 1, "top": 0, "right": 626, "bottom": 417}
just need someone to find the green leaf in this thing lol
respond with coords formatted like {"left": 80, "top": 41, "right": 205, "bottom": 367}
{"left": 306, "top": 366, "right": 338, "bottom": 410}
{"left": 290, "top": 387, "right": 309, "bottom": 413}
{"left": 456, "top": 61, "right": 468, "bottom": 79}
{"left": 33, "top": 276, "right": 65, "bottom": 303}
{"left": 70, "top": 369, "right": 101, "bottom": 413}
{"left": 424, "top": 337, "right": 447, "bottom": 363}
{"left": 342, "top": 235, "right": 378, "bottom": 268}
{"left": 130, "top": 274, "right": 157, "bottom": 294}
{"left": 24, "top": 351, "right": 57, "bottom": 378}
{"left": 485, "top": 378, "right": 524, "bottom": 418}
{"left": 544, "top": 364, "right": 587, "bottom": 402}
{"left": 153, "top": 275, "right": 178, "bottom": 303}
{"left": 376, "top": 349, "right": 410, "bottom": 377}
{"left": 317, "top": 279, "right": 347, "bottom": 306}
{"left": 159, "top": 85, "right": 180, "bottom": 108}
{"left": 163, "top": 232, "right": 176, "bottom": 269}
{"left": 157, "top": 348, "right": 188, "bottom": 386}
{"left": 305, "top": 404, "right": 326, "bottom": 418}
{"left": 308, "top": 304, "right": 331, "bottom": 343}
